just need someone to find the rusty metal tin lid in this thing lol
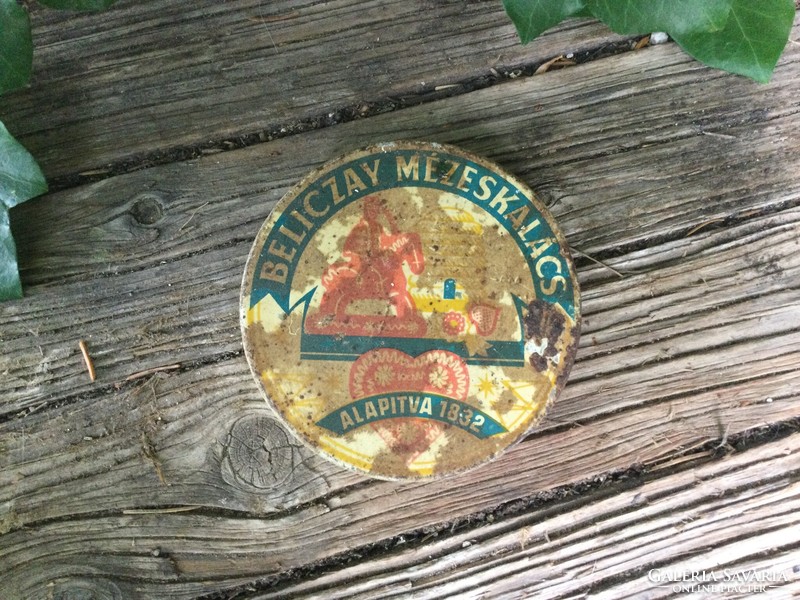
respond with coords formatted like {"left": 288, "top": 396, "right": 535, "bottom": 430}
{"left": 241, "top": 141, "right": 580, "bottom": 480}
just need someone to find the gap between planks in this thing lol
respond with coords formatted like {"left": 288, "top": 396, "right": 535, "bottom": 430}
{"left": 4, "top": 0, "right": 636, "bottom": 183}
{"left": 252, "top": 431, "right": 800, "bottom": 600}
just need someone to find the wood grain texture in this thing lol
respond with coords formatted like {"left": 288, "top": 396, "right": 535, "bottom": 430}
{"left": 263, "top": 433, "right": 800, "bottom": 600}
{"left": 1, "top": 365, "right": 797, "bottom": 598}
{"left": 4, "top": 32, "right": 800, "bottom": 417}
{"left": 1, "top": 210, "right": 797, "bottom": 595}
{"left": 1, "top": 12, "right": 799, "bottom": 600}
{"left": 1, "top": 0, "right": 627, "bottom": 179}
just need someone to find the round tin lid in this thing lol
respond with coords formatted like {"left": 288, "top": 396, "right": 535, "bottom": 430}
{"left": 241, "top": 141, "right": 580, "bottom": 479}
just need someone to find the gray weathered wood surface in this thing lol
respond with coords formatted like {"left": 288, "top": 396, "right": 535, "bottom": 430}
{"left": 1, "top": 2, "right": 799, "bottom": 598}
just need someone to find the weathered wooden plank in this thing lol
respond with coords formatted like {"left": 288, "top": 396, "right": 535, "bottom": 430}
{"left": 1, "top": 212, "right": 797, "bottom": 593}
{"left": 11, "top": 25, "right": 800, "bottom": 288}
{"left": 2, "top": 20, "right": 800, "bottom": 599}
{"left": 2, "top": 329, "right": 797, "bottom": 535}
{"left": 3, "top": 34, "right": 799, "bottom": 416}
{"left": 262, "top": 433, "right": 800, "bottom": 600}
{"left": 2, "top": 397, "right": 797, "bottom": 599}
{"left": 1, "top": 0, "right": 628, "bottom": 179}
{"left": 3, "top": 202, "right": 799, "bottom": 424}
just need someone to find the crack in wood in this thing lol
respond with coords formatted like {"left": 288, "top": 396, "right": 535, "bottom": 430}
{"left": 0, "top": 350, "right": 243, "bottom": 425}
{"left": 194, "top": 415, "right": 800, "bottom": 599}
{"left": 42, "top": 37, "right": 646, "bottom": 195}
{"left": 572, "top": 323, "right": 800, "bottom": 384}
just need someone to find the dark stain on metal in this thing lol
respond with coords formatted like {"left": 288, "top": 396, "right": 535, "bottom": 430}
{"left": 524, "top": 299, "right": 566, "bottom": 371}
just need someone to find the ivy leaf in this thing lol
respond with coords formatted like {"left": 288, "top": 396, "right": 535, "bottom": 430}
{"left": 503, "top": 0, "right": 795, "bottom": 82}
{"left": 0, "top": 121, "right": 48, "bottom": 300}
{"left": 0, "top": 205, "right": 23, "bottom": 300}
{"left": 584, "top": 0, "right": 733, "bottom": 36}
{"left": 0, "top": 0, "right": 33, "bottom": 94}
{"left": 37, "top": 0, "right": 117, "bottom": 11}
{"left": 0, "top": 122, "right": 47, "bottom": 209}
{"left": 672, "top": 0, "right": 796, "bottom": 83}
{"left": 503, "top": 0, "right": 587, "bottom": 43}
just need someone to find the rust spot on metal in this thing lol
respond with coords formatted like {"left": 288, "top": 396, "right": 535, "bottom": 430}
{"left": 524, "top": 299, "right": 566, "bottom": 372}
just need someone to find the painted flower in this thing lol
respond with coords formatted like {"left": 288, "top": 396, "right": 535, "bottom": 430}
{"left": 442, "top": 311, "right": 466, "bottom": 336}
{"left": 374, "top": 365, "right": 394, "bottom": 386}
{"left": 428, "top": 365, "right": 450, "bottom": 389}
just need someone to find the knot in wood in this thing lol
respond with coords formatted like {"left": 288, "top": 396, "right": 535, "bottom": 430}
{"left": 129, "top": 193, "right": 164, "bottom": 225}
{"left": 224, "top": 414, "right": 294, "bottom": 489}
{"left": 51, "top": 578, "right": 122, "bottom": 600}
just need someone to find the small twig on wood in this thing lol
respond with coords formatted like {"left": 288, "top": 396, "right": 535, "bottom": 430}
{"left": 78, "top": 340, "right": 96, "bottom": 382}
{"left": 248, "top": 12, "right": 298, "bottom": 23}
{"left": 77, "top": 168, "right": 111, "bottom": 177}
{"left": 535, "top": 55, "right": 576, "bottom": 75}
{"left": 648, "top": 450, "right": 714, "bottom": 471}
{"left": 518, "top": 526, "right": 531, "bottom": 550}
{"left": 737, "top": 208, "right": 762, "bottom": 219}
{"left": 175, "top": 201, "right": 209, "bottom": 236}
{"left": 571, "top": 247, "right": 625, "bottom": 278}
{"left": 141, "top": 432, "right": 168, "bottom": 486}
{"left": 685, "top": 218, "right": 725, "bottom": 237}
{"left": 701, "top": 130, "right": 738, "bottom": 140}
{"left": 125, "top": 364, "right": 181, "bottom": 382}
{"left": 715, "top": 423, "right": 731, "bottom": 451}
{"left": 419, "top": 532, "right": 437, "bottom": 544}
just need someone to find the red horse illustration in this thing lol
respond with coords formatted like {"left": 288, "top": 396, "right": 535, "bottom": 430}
{"left": 306, "top": 196, "right": 427, "bottom": 337}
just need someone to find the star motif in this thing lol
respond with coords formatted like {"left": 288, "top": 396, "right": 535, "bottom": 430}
{"left": 477, "top": 374, "right": 497, "bottom": 400}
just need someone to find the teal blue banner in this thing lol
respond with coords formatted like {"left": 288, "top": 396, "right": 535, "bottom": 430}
{"left": 316, "top": 392, "right": 507, "bottom": 439}
{"left": 301, "top": 333, "right": 524, "bottom": 366}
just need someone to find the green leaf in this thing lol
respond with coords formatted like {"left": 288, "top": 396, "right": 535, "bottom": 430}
{"left": 672, "top": 0, "right": 796, "bottom": 83}
{"left": 37, "top": 0, "right": 117, "bottom": 11}
{"left": 0, "top": 0, "right": 33, "bottom": 94}
{"left": 584, "top": 0, "right": 733, "bottom": 36}
{"left": 0, "top": 121, "right": 47, "bottom": 301}
{"left": 503, "top": 0, "right": 586, "bottom": 44}
{"left": 0, "top": 121, "right": 48, "bottom": 209}
{"left": 0, "top": 205, "right": 22, "bottom": 300}
{"left": 502, "top": 0, "right": 794, "bottom": 82}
